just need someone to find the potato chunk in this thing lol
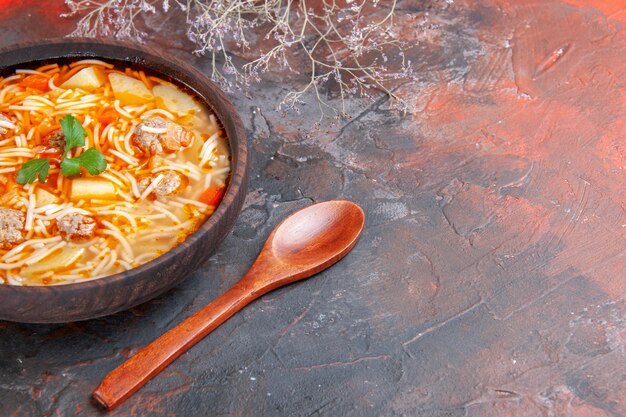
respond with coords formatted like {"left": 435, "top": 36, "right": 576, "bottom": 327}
{"left": 108, "top": 73, "right": 153, "bottom": 105}
{"left": 153, "top": 84, "right": 200, "bottom": 116}
{"left": 62, "top": 67, "right": 107, "bottom": 91}
{"left": 35, "top": 188, "right": 59, "bottom": 207}
{"left": 70, "top": 178, "right": 117, "bottom": 201}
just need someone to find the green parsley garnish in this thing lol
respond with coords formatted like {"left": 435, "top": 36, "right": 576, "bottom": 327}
{"left": 16, "top": 115, "right": 107, "bottom": 184}
{"left": 59, "top": 114, "right": 87, "bottom": 151}
{"left": 16, "top": 158, "right": 51, "bottom": 185}
{"left": 61, "top": 148, "right": 107, "bottom": 176}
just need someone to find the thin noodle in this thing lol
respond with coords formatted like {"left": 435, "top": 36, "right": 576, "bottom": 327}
{"left": 24, "top": 241, "right": 67, "bottom": 265}
{"left": 109, "top": 149, "right": 138, "bottom": 166}
{"left": 153, "top": 205, "right": 182, "bottom": 224}
{"left": 16, "top": 69, "right": 45, "bottom": 75}
{"left": 1, "top": 237, "right": 62, "bottom": 261}
{"left": 92, "top": 250, "right": 112, "bottom": 276}
{"left": 173, "top": 197, "right": 208, "bottom": 209}
{"left": 124, "top": 172, "right": 141, "bottom": 198}
{"left": 114, "top": 100, "right": 133, "bottom": 119}
{"left": 99, "top": 249, "right": 118, "bottom": 276}
{"left": 100, "top": 221, "right": 134, "bottom": 259}
{"left": 141, "top": 108, "right": 175, "bottom": 120}
{"left": 71, "top": 59, "right": 114, "bottom": 68}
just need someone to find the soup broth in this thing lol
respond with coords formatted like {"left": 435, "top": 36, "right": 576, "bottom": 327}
{"left": 0, "top": 60, "right": 230, "bottom": 285}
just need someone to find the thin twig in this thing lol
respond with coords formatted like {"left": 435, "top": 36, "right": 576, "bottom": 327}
{"left": 63, "top": 0, "right": 415, "bottom": 119}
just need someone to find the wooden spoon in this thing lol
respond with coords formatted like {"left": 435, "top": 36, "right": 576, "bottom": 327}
{"left": 93, "top": 200, "right": 365, "bottom": 410}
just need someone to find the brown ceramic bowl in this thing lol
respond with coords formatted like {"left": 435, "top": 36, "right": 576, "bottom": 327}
{"left": 0, "top": 39, "right": 248, "bottom": 323}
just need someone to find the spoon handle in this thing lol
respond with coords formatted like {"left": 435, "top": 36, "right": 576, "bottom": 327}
{"left": 93, "top": 278, "right": 259, "bottom": 410}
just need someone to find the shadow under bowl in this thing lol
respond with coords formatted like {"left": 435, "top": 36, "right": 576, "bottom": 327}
{"left": 0, "top": 38, "right": 248, "bottom": 323}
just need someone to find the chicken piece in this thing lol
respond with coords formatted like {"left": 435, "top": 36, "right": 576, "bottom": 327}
{"left": 138, "top": 170, "right": 188, "bottom": 198}
{"left": 57, "top": 213, "right": 96, "bottom": 241}
{"left": 132, "top": 117, "right": 166, "bottom": 155}
{"left": 0, "top": 113, "right": 16, "bottom": 136}
{"left": 45, "top": 129, "right": 66, "bottom": 152}
{"left": 163, "top": 122, "right": 194, "bottom": 152}
{"left": 132, "top": 116, "right": 194, "bottom": 155}
{"left": 0, "top": 208, "right": 25, "bottom": 250}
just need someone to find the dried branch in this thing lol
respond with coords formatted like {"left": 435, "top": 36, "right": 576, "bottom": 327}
{"left": 63, "top": 0, "right": 415, "bottom": 119}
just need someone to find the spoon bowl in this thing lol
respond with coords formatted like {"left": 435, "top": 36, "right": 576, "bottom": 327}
{"left": 269, "top": 200, "right": 365, "bottom": 267}
{"left": 93, "top": 200, "right": 365, "bottom": 410}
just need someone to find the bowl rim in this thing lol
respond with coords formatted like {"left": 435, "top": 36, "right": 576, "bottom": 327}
{"left": 0, "top": 38, "right": 248, "bottom": 295}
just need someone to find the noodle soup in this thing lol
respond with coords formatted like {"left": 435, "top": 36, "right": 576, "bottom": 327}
{"left": 0, "top": 60, "right": 230, "bottom": 285}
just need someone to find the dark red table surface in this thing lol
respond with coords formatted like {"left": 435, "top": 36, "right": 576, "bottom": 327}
{"left": 1, "top": 1, "right": 624, "bottom": 416}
